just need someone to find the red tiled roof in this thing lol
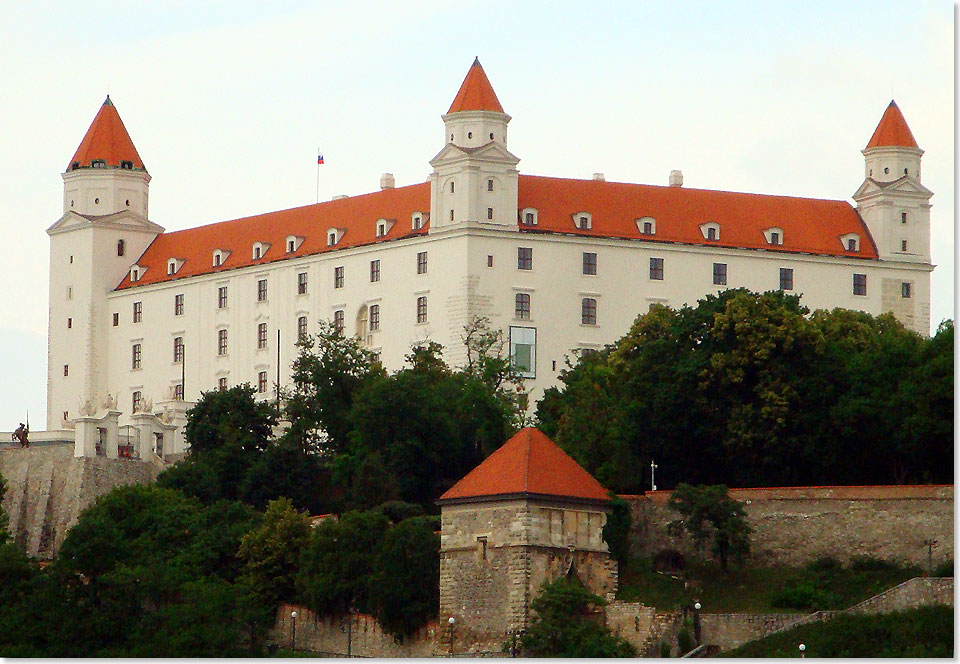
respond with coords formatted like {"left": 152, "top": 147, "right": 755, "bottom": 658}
{"left": 447, "top": 57, "right": 504, "bottom": 114}
{"left": 116, "top": 173, "right": 877, "bottom": 290}
{"left": 518, "top": 175, "right": 879, "bottom": 259}
{"left": 438, "top": 427, "right": 610, "bottom": 502}
{"left": 865, "top": 100, "right": 918, "bottom": 150}
{"left": 68, "top": 96, "right": 146, "bottom": 171}
{"left": 117, "top": 183, "right": 430, "bottom": 289}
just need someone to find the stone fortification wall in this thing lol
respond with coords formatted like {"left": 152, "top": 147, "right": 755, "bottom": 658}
{"left": 0, "top": 443, "right": 159, "bottom": 558}
{"left": 627, "top": 485, "right": 953, "bottom": 567}
{"left": 700, "top": 612, "right": 808, "bottom": 650}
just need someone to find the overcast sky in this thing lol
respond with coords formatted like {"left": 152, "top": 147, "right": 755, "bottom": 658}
{"left": 0, "top": 1, "right": 953, "bottom": 430}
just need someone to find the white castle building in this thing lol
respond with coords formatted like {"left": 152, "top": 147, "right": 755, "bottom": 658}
{"left": 46, "top": 59, "right": 933, "bottom": 457}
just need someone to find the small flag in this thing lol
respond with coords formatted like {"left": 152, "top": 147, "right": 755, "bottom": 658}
{"left": 317, "top": 152, "right": 325, "bottom": 165}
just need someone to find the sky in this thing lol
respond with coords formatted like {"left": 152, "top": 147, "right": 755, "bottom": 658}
{"left": 0, "top": 1, "right": 953, "bottom": 430}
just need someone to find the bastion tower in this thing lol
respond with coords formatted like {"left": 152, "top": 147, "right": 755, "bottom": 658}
{"left": 46, "top": 97, "right": 164, "bottom": 429}
{"left": 436, "top": 427, "right": 617, "bottom": 648}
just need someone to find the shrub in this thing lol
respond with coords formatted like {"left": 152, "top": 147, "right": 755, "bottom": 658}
{"left": 653, "top": 548, "right": 686, "bottom": 572}
{"left": 932, "top": 559, "right": 954, "bottom": 577}
{"left": 770, "top": 580, "right": 838, "bottom": 611}
{"left": 849, "top": 555, "right": 898, "bottom": 572}
{"left": 659, "top": 640, "right": 671, "bottom": 658}
{"left": 805, "top": 555, "right": 842, "bottom": 572}
{"left": 677, "top": 626, "right": 694, "bottom": 654}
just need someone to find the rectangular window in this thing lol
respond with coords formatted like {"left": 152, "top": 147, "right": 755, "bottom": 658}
{"left": 581, "top": 298, "right": 597, "bottom": 325}
{"left": 649, "top": 257, "right": 664, "bottom": 280}
{"left": 298, "top": 272, "right": 308, "bottom": 295}
{"left": 771, "top": 231, "right": 780, "bottom": 245}
{"left": 901, "top": 282, "right": 912, "bottom": 298}
{"left": 298, "top": 316, "right": 308, "bottom": 340}
{"left": 334, "top": 266, "right": 344, "bottom": 288}
{"left": 524, "top": 212, "right": 535, "bottom": 226}
{"left": 288, "top": 239, "right": 296, "bottom": 252}
{"left": 218, "top": 329, "right": 228, "bottom": 355}
{"left": 113, "top": 312, "right": 119, "bottom": 326}
{"left": 487, "top": 179, "right": 494, "bottom": 192}
{"left": 518, "top": 247, "right": 533, "bottom": 270}
{"left": 643, "top": 221, "right": 653, "bottom": 234}
{"left": 218, "top": 377, "right": 228, "bottom": 391}
{"left": 174, "top": 383, "right": 184, "bottom": 401}
{"left": 257, "top": 323, "right": 268, "bottom": 349}
{"left": 218, "top": 286, "right": 228, "bottom": 309}
{"left": 416, "top": 296, "right": 428, "bottom": 324}
{"left": 370, "top": 259, "right": 380, "bottom": 282}
{"left": 578, "top": 216, "right": 589, "bottom": 230}
{"left": 487, "top": 207, "right": 493, "bottom": 220}
{"left": 901, "top": 212, "right": 908, "bottom": 224}
{"left": 133, "top": 301, "right": 142, "bottom": 323}
{"left": 370, "top": 304, "right": 380, "bottom": 331}
{"left": 713, "top": 263, "right": 727, "bottom": 286}
{"left": 67, "top": 317, "right": 72, "bottom": 329}
{"left": 377, "top": 223, "right": 385, "bottom": 237}
{"left": 174, "top": 336, "right": 184, "bottom": 363}
{"left": 257, "top": 371, "right": 268, "bottom": 393}
{"left": 847, "top": 238, "right": 857, "bottom": 251}
{"left": 333, "top": 310, "right": 344, "bottom": 334}
{"left": 132, "top": 391, "right": 142, "bottom": 412}
{"left": 515, "top": 293, "right": 531, "bottom": 319}
{"left": 582, "top": 252, "right": 597, "bottom": 275}
{"left": 132, "top": 343, "right": 141, "bottom": 369}
{"left": 257, "top": 279, "right": 268, "bottom": 302}
{"left": 707, "top": 227, "right": 717, "bottom": 240}
{"left": 174, "top": 293, "right": 184, "bottom": 316}
{"left": 901, "top": 240, "right": 908, "bottom": 252}
{"left": 853, "top": 273, "right": 867, "bottom": 296}
{"left": 417, "top": 251, "right": 428, "bottom": 274}
{"left": 779, "top": 268, "right": 794, "bottom": 291}
{"left": 63, "top": 364, "right": 69, "bottom": 377}
{"left": 487, "top": 255, "right": 494, "bottom": 268}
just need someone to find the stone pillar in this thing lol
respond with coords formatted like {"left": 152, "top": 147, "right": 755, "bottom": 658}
{"left": 73, "top": 409, "right": 120, "bottom": 458}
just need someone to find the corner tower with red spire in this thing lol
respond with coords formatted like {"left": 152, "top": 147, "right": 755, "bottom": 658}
{"left": 46, "top": 97, "right": 164, "bottom": 433}
{"left": 429, "top": 58, "right": 520, "bottom": 231}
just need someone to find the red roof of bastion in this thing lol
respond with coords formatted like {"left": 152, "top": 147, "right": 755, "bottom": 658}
{"left": 865, "top": 100, "right": 919, "bottom": 150}
{"left": 447, "top": 57, "right": 504, "bottom": 114}
{"left": 68, "top": 96, "right": 146, "bottom": 171}
{"left": 438, "top": 427, "right": 610, "bottom": 502}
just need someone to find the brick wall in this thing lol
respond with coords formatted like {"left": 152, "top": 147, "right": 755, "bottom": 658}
{"left": 627, "top": 485, "right": 953, "bottom": 567}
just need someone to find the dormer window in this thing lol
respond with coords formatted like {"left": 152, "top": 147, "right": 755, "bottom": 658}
{"left": 91, "top": 159, "right": 106, "bottom": 168}
{"left": 520, "top": 208, "right": 538, "bottom": 226}
{"left": 700, "top": 222, "right": 721, "bottom": 241}
{"left": 285, "top": 235, "right": 304, "bottom": 253}
{"left": 412, "top": 211, "right": 425, "bottom": 230}
{"left": 129, "top": 265, "right": 144, "bottom": 282}
{"left": 167, "top": 258, "right": 184, "bottom": 275}
{"left": 212, "top": 249, "right": 231, "bottom": 267}
{"left": 572, "top": 212, "right": 592, "bottom": 230}
{"left": 840, "top": 233, "right": 861, "bottom": 252}
{"left": 120, "top": 160, "right": 133, "bottom": 170}
{"left": 763, "top": 227, "right": 784, "bottom": 246}
{"left": 636, "top": 217, "right": 656, "bottom": 235}
{"left": 327, "top": 228, "right": 345, "bottom": 246}
{"left": 252, "top": 242, "right": 270, "bottom": 260}
{"left": 117, "top": 239, "right": 125, "bottom": 256}
{"left": 376, "top": 218, "right": 395, "bottom": 238}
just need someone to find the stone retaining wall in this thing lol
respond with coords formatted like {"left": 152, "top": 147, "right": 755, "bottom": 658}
{"left": 626, "top": 485, "right": 953, "bottom": 567}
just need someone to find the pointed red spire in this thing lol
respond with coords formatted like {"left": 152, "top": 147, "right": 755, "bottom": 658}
{"left": 447, "top": 57, "right": 504, "bottom": 114}
{"left": 67, "top": 96, "right": 145, "bottom": 171}
{"left": 438, "top": 427, "right": 609, "bottom": 502}
{"left": 865, "top": 100, "right": 918, "bottom": 150}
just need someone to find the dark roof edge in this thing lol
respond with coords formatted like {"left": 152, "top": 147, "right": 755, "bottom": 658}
{"left": 436, "top": 491, "right": 611, "bottom": 508}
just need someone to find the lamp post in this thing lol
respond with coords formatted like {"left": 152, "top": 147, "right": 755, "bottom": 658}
{"left": 923, "top": 539, "right": 938, "bottom": 573}
{"left": 693, "top": 601, "right": 702, "bottom": 646}
{"left": 291, "top": 611, "right": 298, "bottom": 651}
{"left": 799, "top": 643, "right": 805, "bottom": 658}
{"left": 448, "top": 616, "right": 456, "bottom": 655}
{"left": 650, "top": 459, "right": 658, "bottom": 491}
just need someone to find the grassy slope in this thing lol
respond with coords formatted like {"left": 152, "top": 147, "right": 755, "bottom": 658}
{"left": 616, "top": 558, "right": 921, "bottom": 613}
{"left": 723, "top": 606, "right": 953, "bottom": 658}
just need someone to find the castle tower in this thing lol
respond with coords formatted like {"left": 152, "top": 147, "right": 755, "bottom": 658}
{"left": 46, "top": 97, "right": 164, "bottom": 429}
{"left": 853, "top": 100, "right": 932, "bottom": 263}
{"left": 436, "top": 428, "right": 617, "bottom": 651}
{"left": 429, "top": 59, "right": 520, "bottom": 231}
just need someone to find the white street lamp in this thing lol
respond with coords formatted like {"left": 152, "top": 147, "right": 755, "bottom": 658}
{"left": 291, "top": 611, "right": 298, "bottom": 651}
{"left": 799, "top": 643, "right": 806, "bottom": 658}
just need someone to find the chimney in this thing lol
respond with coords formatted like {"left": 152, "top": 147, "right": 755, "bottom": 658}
{"left": 669, "top": 170, "right": 683, "bottom": 187}
{"left": 380, "top": 173, "right": 395, "bottom": 189}
{"left": 592, "top": 172, "right": 605, "bottom": 181}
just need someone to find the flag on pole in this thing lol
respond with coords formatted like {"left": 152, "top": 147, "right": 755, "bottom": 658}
{"left": 317, "top": 152, "right": 325, "bottom": 165}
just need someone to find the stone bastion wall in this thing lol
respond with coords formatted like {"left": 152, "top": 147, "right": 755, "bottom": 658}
{"left": 625, "top": 485, "right": 953, "bottom": 567}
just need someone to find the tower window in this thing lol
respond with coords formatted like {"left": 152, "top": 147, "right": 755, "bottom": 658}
{"left": 94, "top": 198, "right": 99, "bottom": 205}
{"left": 713, "top": 263, "right": 727, "bottom": 286}
{"left": 416, "top": 296, "right": 428, "bottom": 324}
{"left": 125, "top": 199, "right": 130, "bottom": 206}
{"left": 904, "top": 168, "right": 909, "bottom": 175}
{"left": 258, "top": 371, "right": 268, "bottom": 394}
{"left": 63, "top": 364, "right": 69, "bottom": 377}
{"left": 853, "top": 273, "right": 867, "bottom": 296}
{"left": 334, "top": 266, "right": 344, "bottom": 288}
{"left": 487, "top": 207, "right": 493, "bottom": 220}
{"left": 518, "top": 247, "right": 533, "bottom": 270}
{"left": 370, "top": 259, "right": 381, "bottom": 282}
{"left": 298, "top": 316, "right": 308, "bottom": 340}
{"left": 487, "top": 179, "right": 494, "bottom": 191}
{"left": 298, "top": 272, "right": 308, "bottom": 295}
{"left": 133, "top": 301, "right": 142, "bottom": 323}
{"left": 174, "top": 383, "right": 184, "bottom": 401}
{"left": 92, "top": 159, "right": 105, "bottom": 168}
{"left": 333, "top": 309, "right": 345, "bottom": 334}
{"left": 257, "top": 279, "right": 268, "bottom": 302}
{"left": 450, "top": 210, "right": 454, "bottom": 221}
{"left": 218, "top": 286, "right": 228, "bottom": 309}
{"left": 650, "top": 257, "right": 664, "bottom": 280}
{"left": 582, "top": 252, "right": 597, "bottom": 275}
{"left": 370, "top": 304, "right": 380, "bottom": 331}
{"left": 417, "top": 251, "right": 428, "bottom": 274}
{"left": 884, "top": 167, "right": 889, "bottom": 174}
{"left": 113, "top": 312, "right": 119, "bottom": 326}
{"left": 132, "top": 343, "right": 142, "bottom": 369}
{"left": 450, "top": 181, "right": 455, "bottom": 193}
{"left": 120, "top": 160, "right": 133, "bottom": 169}
{"left": 901, "top": 212, "right": 908, "bottom": 224}
{"left": 218, "top": 378, "right": 228, "bottom": 391}
{"left": 174, "top": 293, "right": 184, "bottom": 316}
{"left": 489, "top": 133, "right": 494, "bottom": 140}
{"left": 467, "top": 131, "right": 472, "bottom": 139}
{"left": 901, "top": 282, "right": 912, "bottom": 298}
{"left": 487, "top": 255, "right": 494, "bottom": 267}
{"left": 117, "top": 239, "right": 125, "bottom": 256}
{"left": 67, "top": 317, "right": 72, "bottom": 328}
{"left": 515, "top": 293, "right": 531, "bottom": 319}
{"left": 257, "top": 323, "right": 268, "bottom": 349}
{"left": 132, "top": 391, "right": 142, "bottom": 412}
{"left": 901, "top": 240, "right": 908, "bottom": 252}
{"left": 581, "top": 298, "right": 597, "bottom": 326}
{"left": 69, "top": 255, "right": 73, "bottom": 264}
{"left": 218, "top": 329, "right": 228, "bottom": 355}
{"left": 174, "top": 337, "right": 184, "bottom": 363}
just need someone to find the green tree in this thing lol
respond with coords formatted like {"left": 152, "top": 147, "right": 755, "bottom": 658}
{"left": 0, "top": 472, "right": 9, "bottom": 543}
{"left": 602, "top": 494, "right": 632, "bottom": 567}
{"left": 520, "top": 577, "right": 636, "bottom": 657}
{"left": 371, "top": 516, "right": 439, "bottom": 638}
{"left": 667, "top": 483, "right": 751, "bottom": 570}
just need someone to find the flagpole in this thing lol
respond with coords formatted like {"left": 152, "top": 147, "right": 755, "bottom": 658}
{"left": 316, "top": 146, "right": 320, "bottom": 204}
